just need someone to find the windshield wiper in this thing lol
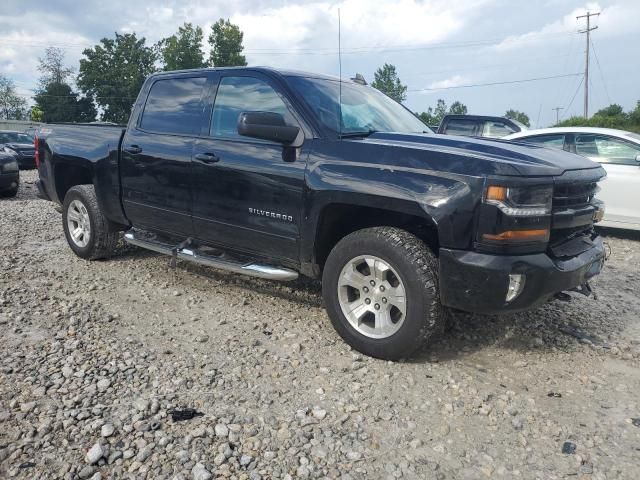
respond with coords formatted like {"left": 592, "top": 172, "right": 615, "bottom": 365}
{"left": 339, "top": 129, "right": 379, "bottom": 139}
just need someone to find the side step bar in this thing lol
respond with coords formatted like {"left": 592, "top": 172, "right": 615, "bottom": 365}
{"left": 123, "top": 231, "right": 298, "bottom": 281}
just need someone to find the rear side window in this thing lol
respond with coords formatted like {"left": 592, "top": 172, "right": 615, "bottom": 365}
{"left": 482, "top": 121, "right": 516, "bottom": 138}
{"left": 140, "top": 77, "right": 207, "bottom": 135}
{"left": 444, "top": 119, "right": 477, "bottom": 136}
{"left": 519, "top": 134, "right": 566, "bottom": 150}
{"left": 210, "top": 76, "right": 295, "bottom": 139}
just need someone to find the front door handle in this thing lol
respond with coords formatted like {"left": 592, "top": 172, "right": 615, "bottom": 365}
{"left": 124, "top": 145, "right": 142, "bottom": 154}
{"left": 193, "top": 152, "right": 220, "bottom": 164}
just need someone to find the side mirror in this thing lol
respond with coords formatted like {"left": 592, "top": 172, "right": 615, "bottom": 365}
{"left": 636, "top": 154, "right": 640, "bottom": 164}
{"left": 237, "top": 112, "right": 301, "bottom": 146}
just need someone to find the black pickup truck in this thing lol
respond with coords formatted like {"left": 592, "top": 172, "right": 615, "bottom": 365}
{"left": 36, "top": 67, "right": 607, "bottom": 360}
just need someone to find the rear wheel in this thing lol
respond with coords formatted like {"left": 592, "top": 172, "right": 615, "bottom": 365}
{"left": 62, "top": 185, "right": 118, "bottom": 260}
{"left": 322, "top": 227, "right": 447, "bottom": 360}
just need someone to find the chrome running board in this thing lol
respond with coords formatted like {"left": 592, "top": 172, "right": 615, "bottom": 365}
{"left": 123, "top": 231, "right": 298, "bottom": 281}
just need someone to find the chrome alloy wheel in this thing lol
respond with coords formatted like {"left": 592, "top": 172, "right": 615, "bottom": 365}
{"left": 337, "top": 255, "right": 407, "bottom": 339}
{"left": 67, "top": 199, "right": 91, "bottom": 248}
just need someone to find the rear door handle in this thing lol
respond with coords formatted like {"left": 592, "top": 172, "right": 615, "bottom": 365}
{"left": 124, "top": 145, "right": 142, "bottom": 154}
{"left": 193, "top": 152, "right": 220, "bottom": 164}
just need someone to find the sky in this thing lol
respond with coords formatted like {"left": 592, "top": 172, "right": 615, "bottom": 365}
{"left": 1, "top": 0, "right": 638, "bottom": 127}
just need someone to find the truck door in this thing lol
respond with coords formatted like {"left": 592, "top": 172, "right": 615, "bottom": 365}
{"left": 191, "top": 72, "right": 308, "bottom": 262}
{"left": 120, "top": 74, "right": 209, "bottom": 236}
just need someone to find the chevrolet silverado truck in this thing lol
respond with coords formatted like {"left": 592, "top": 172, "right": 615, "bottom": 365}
{"left": 35, "top": 67, "right": 607, "bottom": 360}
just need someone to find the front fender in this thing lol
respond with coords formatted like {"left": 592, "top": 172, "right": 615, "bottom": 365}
{"left": 302, "top": 146, "right": 484, "bottom": 263}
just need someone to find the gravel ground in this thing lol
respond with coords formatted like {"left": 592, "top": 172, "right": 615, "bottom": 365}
{"left": 1, "top": 170, "right": 639, "bottom": 480}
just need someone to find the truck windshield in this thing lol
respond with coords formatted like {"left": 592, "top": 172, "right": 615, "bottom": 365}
{"left": 287, "top": 76, "right": 431, "bottom": 136}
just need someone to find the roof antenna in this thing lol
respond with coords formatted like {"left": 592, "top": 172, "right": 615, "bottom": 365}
{"left": 338, "top": 8, "right": 342, "bottom": 139}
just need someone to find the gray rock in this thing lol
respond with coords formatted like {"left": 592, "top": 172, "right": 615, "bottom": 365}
{"left": 96, "top": 378, "right": 111, "bottom": 392}
{"left": 192, "top": 462, "right": 212, "bottom": 480}
{"left": 101, "top": 423, "right": 115, "bottom": 437}
{"left": 77, "top": 465, "right": 95, "bottom": 479}
{"left": 85, "top": 442, "right": 104, "bottom": 464}
{"left": 214, "top": 424, "right": 229, "bottom": 437}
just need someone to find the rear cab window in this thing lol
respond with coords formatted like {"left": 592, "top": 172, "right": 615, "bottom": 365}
{"left": 444, "top": 119, "right": 478, "bottom": 136}
{"left": 140, "top": 76, "right": 208, "bottom": 135}
{"left": 482, "top": 121, "right": 516, "bottom": 138}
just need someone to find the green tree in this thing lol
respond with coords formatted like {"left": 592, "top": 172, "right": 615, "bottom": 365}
{"left": 38, "top": 47, "right": 75, "bottom": 88}
{"left": 34, "top": 82, "right": 96, "bottom": 123}
{"left": 30, "top": 106, "right": 43, "bottom": 122}
{"left": 449, "top": 101, "right": 468, "bottom": 116}
{"left": 208, "top": 19, "right": 247, "bottom": 67}
{"left": 371, "top": 63, "right": 407, "bottom": 103}
{"left": 417, "top": 99, "right": 467, "bottom": 127}
{"left": 504, "top": 109, "right": 530, "bottom": 127}
{"left": 555, "top": 102, "right": 640, "bottom": 133}
{"left": 158, "top": 23, "right": 206, "bottom": 71}
{"left": 0, "top": 75, "right": 28, "bottom": 120}
{"left": 78, "top": 33, "right": 157, "bottom": 123}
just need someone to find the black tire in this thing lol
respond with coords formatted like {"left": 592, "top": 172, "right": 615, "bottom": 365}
{"left": 62, "top": 185, "right": 118, "bottom": 260}
{"left": 322, "top": 227, "right": 447, "bottom": 360}
{"left": 0, "top": 186, "right": 18, "bottom": 198}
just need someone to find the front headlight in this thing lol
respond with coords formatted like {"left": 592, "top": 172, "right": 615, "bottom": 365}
{"left": 484, "top": 185, "right": 552, "bottom": 216}
{"left": 2, "top": 160, "right": 19, "bottom": 173}
{"left": 477, "top": 183, "right": 553, "bottom": 253}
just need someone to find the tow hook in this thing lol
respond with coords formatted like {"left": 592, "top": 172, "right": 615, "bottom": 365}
{"left": 555, "top": 281, "right": 596, "bottom": 302}
{"left": 570, "top": 282, "right": 595, "bottom": 298}
{"left": 554, "top": 292, "right": 572, "bottom": 302}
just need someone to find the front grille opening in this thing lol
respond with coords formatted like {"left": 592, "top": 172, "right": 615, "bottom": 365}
{"left": 553, "top": 182, "right": 598, "bottom": 211}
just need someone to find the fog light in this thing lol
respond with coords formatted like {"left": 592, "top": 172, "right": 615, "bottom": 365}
{"left": 506, "top": 274, "right": 525, "bottom": 302}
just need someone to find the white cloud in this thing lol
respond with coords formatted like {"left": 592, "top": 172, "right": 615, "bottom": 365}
{"left": 427, "top": 74, "right": 468, "bottom": 90}
{"left": 493, "top": 1, "right": 640, "bottom": 52}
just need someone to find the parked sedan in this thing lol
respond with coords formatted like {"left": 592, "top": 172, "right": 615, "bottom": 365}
{"left": 0, "top": 150, "right": 20, "bottom": 197}
{"left": 0, "top": 130, "right": 36, "bottom": 169}
{"left": 505, "top": 127, "right": 640, "bottom": 230}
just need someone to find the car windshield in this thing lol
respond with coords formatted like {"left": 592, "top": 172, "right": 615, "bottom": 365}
{"left": 0, "top": 132, "right": 32, "bottom": 144}
{"left": 287, "top": 76, "right": 431, "bottom": 136}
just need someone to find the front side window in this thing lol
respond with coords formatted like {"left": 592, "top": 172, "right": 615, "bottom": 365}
{"left": 575, "top": 134, "right": 640, "bottom": 165}
{"left": 210, "top": 76, "right": 295, "bottom": 139}
{"left": 140, "top": 77, "right": 207, "bottom": 135}
{"left": 519, "top": 134, "right": 566, "bottom": 150}
{"left": 482, "top": 121, "right": 516, "bottom": 138}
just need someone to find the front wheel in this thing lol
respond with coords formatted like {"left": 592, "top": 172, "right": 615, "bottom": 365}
{"left": 62, "top": 185, "right": 119, "bottom": 260}
{"left": 322, "top": 227, "right": 447, "bottom": 360}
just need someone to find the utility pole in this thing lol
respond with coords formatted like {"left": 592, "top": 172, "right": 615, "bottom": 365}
{"left": 576, "top": 11, "right": 600, "bottom": 118}
{"left": 552, "top": 107, "right": 563, "bottom": 124}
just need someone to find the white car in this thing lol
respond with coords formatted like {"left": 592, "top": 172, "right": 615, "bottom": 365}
{"left": 505, "top": 127, "right": 640, "bottom": 230}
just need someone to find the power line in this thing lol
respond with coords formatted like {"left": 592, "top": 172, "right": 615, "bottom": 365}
{"left": 590, "top": 38, "right": 611, "bottom": 105}
{"left": 576, "top": 10, "right": 600, "bottom": 118}
{"left": 0, "top": 30, "right": 579, "bottom": 56}
{"left": 562, "top": 75, "right": 585, "bottom": 120}
{"left": 407, "top": 73, "right": 582, "bottom": 92}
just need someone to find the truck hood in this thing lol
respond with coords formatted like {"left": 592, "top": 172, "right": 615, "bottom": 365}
{"left": 358, "top": 132, "right": 601, "bottom": 177}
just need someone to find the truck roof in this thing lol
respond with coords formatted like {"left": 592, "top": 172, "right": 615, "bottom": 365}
{"left": 147, "top": 66, "right": 352, "bottom": 84}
